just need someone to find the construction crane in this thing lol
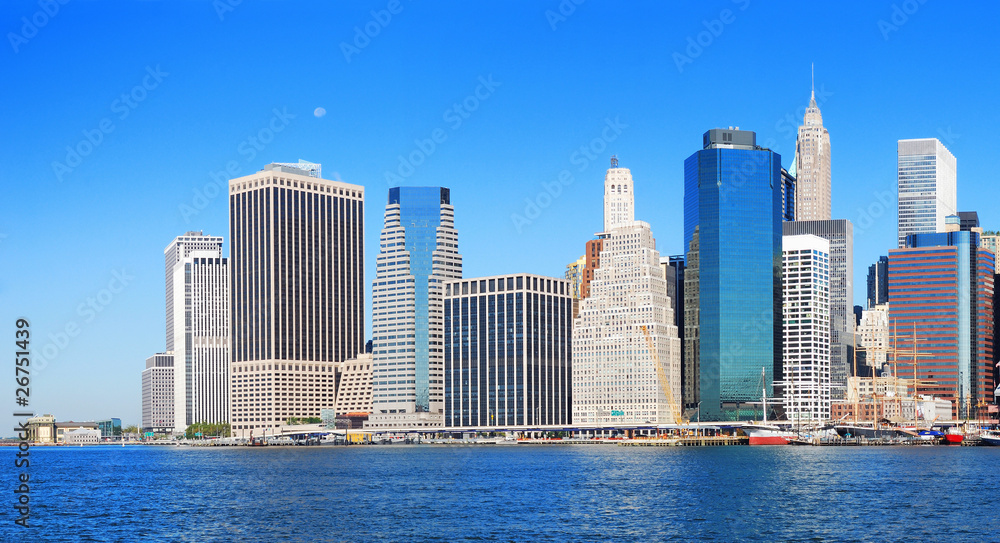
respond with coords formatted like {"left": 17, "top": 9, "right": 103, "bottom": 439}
{"left": 639, "top": 325, "right": 684, "bottom": 426}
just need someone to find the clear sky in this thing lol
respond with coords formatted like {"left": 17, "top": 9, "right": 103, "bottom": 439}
{"left": 2, "top": 0, "right": 997, "bottom": 431}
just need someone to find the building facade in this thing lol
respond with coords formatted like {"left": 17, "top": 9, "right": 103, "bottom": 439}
{"left": 684, "top": 128, "right": 783, "bottom": 420}
{"left": 565, "top": 255, "right": 585, "bottom": 319}
{"left": 368, "top": 187, "right": 462, "bottom": 429}
{"left": 444, "top": 274, "right": 573, "bottom": 428}
{"left": 858, "top": 304, "right": 890, "bottom": 371}
{"left": 782, "top": 234, "right": 831, "bottom": 422}
{"left": 889, "top": 223, "right": 995, "bottom": 419}
{"left": 897, "top": 138, "right": 957, "bottom": 248}
{"left": 96, "top": 418, "right": 121, "bottom": 438}
{"left": 867, "top": 255, "right": 889, "bottom": 308}
{"left": 661, "top": 256, "right": 687, "bottom": 407}
{"left": 782, "top": 220, "right": 854, "bottom": 400}
{"left": 165, "top": 232, "right": 230, "bottom": 433}
{"left": 334, "top": 353, "right": 373, "bottom": 416}
{"left": 580, "top": 238, "right": 603, "bottom": 300}
{"left": 573, "top": 160, "right": 681, "bottom": 425}
{"left": 229, "top": 162, "right": 365, "bottom": 436}
{"left": 794, "top": 85, "right": 832, "bottom": 221}
{"left": 141, "top": 352, "right": 175, "bottom": 433}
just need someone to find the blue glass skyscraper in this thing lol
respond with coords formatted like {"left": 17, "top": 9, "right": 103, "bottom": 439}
{"left": 368, "top": 187, "right": 463, "bottom": 429}
{"left": 683, "top": 129, "right": 784, "bottom": 421}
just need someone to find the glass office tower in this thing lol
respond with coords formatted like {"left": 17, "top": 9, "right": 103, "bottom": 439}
{"left": 369, "top": 187, "right": 462, "bottom": 429}
{"left": 684, "top": 128, "right": 784, "bottom": 421}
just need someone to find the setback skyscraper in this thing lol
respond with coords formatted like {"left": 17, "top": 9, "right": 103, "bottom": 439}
{"left": 897, "top": 138, "right": 957, "bottom": 248}
{"left": 684, "top": 128, "right": 783, "bottom": 421}
{"left": 368, "top": 187, "right": 462, "bottom": 429}
{"left": 165, "top": 232, "right": 230, "bottom": 433}
{"left": 229, "top": 162, "right": 365, "bottom": 436}
{"left": 794, "top": 76, "right": 832, "bottom": 221}
{"left": 573, "top": 158, "right": 681, "bottom": 425}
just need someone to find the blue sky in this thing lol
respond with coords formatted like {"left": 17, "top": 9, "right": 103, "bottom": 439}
{"left": 2, "top": 0, "right": 997, "bottom": 430}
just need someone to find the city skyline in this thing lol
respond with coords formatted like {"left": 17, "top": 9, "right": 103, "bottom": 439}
{"left": 4, "top": 1, "right": 1000, "bottom": 428}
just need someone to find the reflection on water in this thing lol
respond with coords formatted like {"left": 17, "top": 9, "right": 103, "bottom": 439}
{"left": 9, "top": 445, "right": 997, "bottom": 542}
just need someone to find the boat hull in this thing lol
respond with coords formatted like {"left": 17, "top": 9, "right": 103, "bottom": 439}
{"left": 744, "top": 426, "right": 796, "bottom": 445}
{"left": 943, "top": 434, "right": 964, "bottom": 445}
{"left": 980, "top": 435, "right": 1000, "bottom": 446}
{"left": 749, "top": 435, "right": 791, "bottom": 445}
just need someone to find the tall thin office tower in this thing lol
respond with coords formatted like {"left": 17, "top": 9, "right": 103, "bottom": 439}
{"left": 165, "top": 232, "right": 229, "bottom": 433}
{"left": 782, "top": 234, "right": 831, "bottom": 422}
{"left": 229, "top": 163, "right": 365, "bottom": 436}
{"left": 368, "top": 187, "right": 462, "bottom": 429}
{"left": 897, "top": 138, "right": 957, "bottom": 248}
{"left": 572, "top": 159, "right": 681, "bottom": 425}
{"left": 794, "top": 69, "right": 832, "bottom": 221}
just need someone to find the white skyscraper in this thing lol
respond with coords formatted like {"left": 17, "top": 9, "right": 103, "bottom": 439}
{"left": 603, "top": 155, "right": 634, "bottom": 232}
{"left": 897, "top": 138, "right": 957, "bottom": 248}
{"left": 782, "top": 234, "right": 831, "bottom": 422}
{"left": 858, "top": 304, "right": 889, "bottom": 370}
{"left": 141, "top": 352, "right": 175, "bottom": 433}
{"left": 794, "top": 74, "right": 832, "bottom": 221}
{"left": 165, "top": 232, "right": 230, "bottom": 433}
{"left": 572, "top": 159, "right": 681, "bottom": 425}
{"left": 367, "top": 187, "right": 462, "bottom": 429}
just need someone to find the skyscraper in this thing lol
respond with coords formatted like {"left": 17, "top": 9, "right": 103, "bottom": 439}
{"left": 889, "top": 217, "right": 995, "bottom": 419}
{"left": 782, "top": 234, "right": 831, "bottom": 422}
{"left": 444, "top": 274, "right": 573, "bottom": 428}
{"left": 368, "top": 187, "right": 462, "bottom": 429}
{"left": 897, "top": 138, "right": 957, "bottom": 248}
{"left": 573, "top": 158, "right": 681, "bottom": 425}
{"left": 661, "top": 256, "right": 687, "bottom": 406}
{"left": 165, "top": 232, "right": 229, "bottom": 433}
{"left": 684, "top": 128, "right": 783, "bottom": 421}
{"left": 782, "top": 220, "right": 854, "bottom": 400}
{"left": 141, "top": 352, "right": 174, "bottom": 434}
{"left": 794, "top": 75, "right": 832, "bottom": 221}
{"left": 229, "top": 162, "right": 365, "bottom": 436}
{"left": 867, "top": 255, "right": 889, "bottom": 308}
{"left": 565, "top": 255, "right": 585, "bottom": 319}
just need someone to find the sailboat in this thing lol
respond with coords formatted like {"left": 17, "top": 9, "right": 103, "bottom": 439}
{"left": 743, "top": 368, "right": 797, "bottom": 445}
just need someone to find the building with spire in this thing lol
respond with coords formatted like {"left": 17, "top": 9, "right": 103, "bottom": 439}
{"left": 572, "top": 157, "right": 681, "bottom": 425}
{"left": 794, "top": 66, "right": 832, "bottom": 221}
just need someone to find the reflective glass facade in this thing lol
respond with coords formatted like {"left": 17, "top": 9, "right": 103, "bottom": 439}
{"left": 890, "top": 231, "right": 995, "bottom": 418}
{"left": 684, "top": 130, "right": 783, "bottom": 421}
{"left": 370, "top": 187, "right": 462, "bottom": 428}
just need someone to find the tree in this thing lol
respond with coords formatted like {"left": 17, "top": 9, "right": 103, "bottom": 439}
{"left": 123, "top": 425, "right": 139, "bottom": 435}
{"left": 185, "top": 421, "right": 231, "bottom": 439}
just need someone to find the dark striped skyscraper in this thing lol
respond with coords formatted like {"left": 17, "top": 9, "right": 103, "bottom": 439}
{"left": 443, "top": 274, "right": 573, "bottom": 428}
{"left": 228, "top": 162, "right": 364, "bottom": 436}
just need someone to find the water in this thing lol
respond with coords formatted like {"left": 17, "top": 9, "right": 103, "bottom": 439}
{"left": 5, "top": 444, "right": 997, "bottom": 542}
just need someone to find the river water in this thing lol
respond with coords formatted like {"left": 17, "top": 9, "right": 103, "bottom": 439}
{"left": 5, "top": 444, "right": 997, "bottom": 542}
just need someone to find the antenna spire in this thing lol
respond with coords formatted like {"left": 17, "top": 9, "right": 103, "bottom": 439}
{"left": 810, "top": 63, "right": 815, "bottom": 104}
